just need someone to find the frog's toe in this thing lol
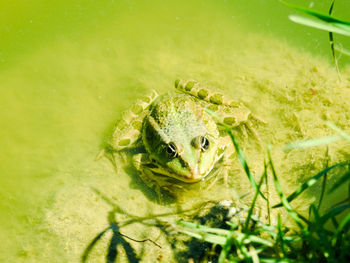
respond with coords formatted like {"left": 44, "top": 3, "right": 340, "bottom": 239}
{"left": 244, "top": 121, "right": 261, "bottom": 142}
{"left": 205, "top": 174, "right": 220, "bottom": 190}
{"left": 95, "top": 149, "right": 105, "bottom": 161}
{"left": 222, "top": 168, "right": 229, "bottom": 187}
{"left": 251, "top": 113, "right": 267, "bottom": 125}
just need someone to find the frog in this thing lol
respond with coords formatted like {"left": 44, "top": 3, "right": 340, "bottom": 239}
{"left": 106, "top": 79, "right": 265, "bottom": 198}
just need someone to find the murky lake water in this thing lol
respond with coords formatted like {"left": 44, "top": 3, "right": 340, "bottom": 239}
{"left": 1, "top": 0, "right": 350, "bottom": 262}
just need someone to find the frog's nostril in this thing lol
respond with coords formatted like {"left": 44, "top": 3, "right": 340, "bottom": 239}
{"left": 192, "top": 137, "right": 200, "bottom": 149}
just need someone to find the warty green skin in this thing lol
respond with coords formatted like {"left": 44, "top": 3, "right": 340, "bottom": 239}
{"left": 142, "top": 93, "right": 220, "bottom": 182}
{"left": 108, "top": 79, "right": 263, "bottom": 194}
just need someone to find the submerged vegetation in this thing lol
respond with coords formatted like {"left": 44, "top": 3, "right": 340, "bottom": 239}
{"left": 81, "top": 3, "right": 350, "bottom": 260}
{"left": 83, "top": 113, "right": 350, "bottom": 262}
{"left": 80, "top": 3, "right": 350, "bottom": 262}
{"left": 281, "top": 0, "right": 350, "bottom": 73}
{"left": 175, "top": 116, "right": 350, "bottom": 262}
{"left": 281, "top": 1, "right": 350, "bottom": 38}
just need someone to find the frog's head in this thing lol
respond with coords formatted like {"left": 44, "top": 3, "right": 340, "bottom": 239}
{"left": 142, "top": 94, "right": 221, "bottom": 183}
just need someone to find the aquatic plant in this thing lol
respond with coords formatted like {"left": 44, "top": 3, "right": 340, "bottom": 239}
{"left": 174, "top": 112, "right": 350, "bottom": 262}
{"left": 281, "top": 1, "right": 350, "bottom": 37}
{"left": 281, "top": 0, "right": 350, "bottom": 72}
{"left": 82, "top": 115, "right": 350, "bottom": 262}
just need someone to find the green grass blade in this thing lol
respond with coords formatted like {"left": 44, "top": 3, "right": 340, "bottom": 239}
{"left": 260, "top": 260, "right": 292, "bottom": 263}
{"left": 245, "top": 167, "right": 266, "bottom": 231}
{"left": 175, "top": 221, "right": 230, "bottom": 236}
{"left": 175, "top": 221, "right": 230, "bottom": 245}
{"left": 281, "top": 1, "right": 350, "bottom": 35}
{"left": 329, "top": 0, "right": 335, "bottom": 15}
{"left": 331, "top": 216, "right": 339, "bottom": 229}
{"left": 328, "top": 168, "right": 350, "bottom": 193}
{"left": 327, "top": 122, "right": 350, "bottom": 141}
{"left": 317, "top": 148, "right": 329, "bottom": 211}
{"left": 277, "top": 214, "right": 287, "bottom": 256}
{"left": 284, "top": 123, "right": 350, "bottom": 150}
{"left": 178, "top": 229, "right": 228, "bottom": 245}
{"left": 283, "top": 135, "right": 341, "bottom": 151}
{"left": 264, "top": 161, "right": 271, "bottom": 225}
{"left": 205, "top": 108, "right": 266, "bottom": 200}
{"left": 317, "top": 165, "right": 328, "bottom": 210}
{"left": 332, "top": 213, "right": 350, "bottom": 246}
{"left": 244, "top": 234, "right": 274, "bottom": 247}
{"left": 273, "top": 161, "right": 350, "bottom": 208}
{"left": 280, "top": 0, "right": 350, "bottom": 24}
{"left": 264, "top": 160, "right": 271, "bottom": 225}
{"left": 320, "top": 203, "right": 350, "bottom": 226}
{"left": 255, "top": 224, "right": 278, "bottom": 238}
{"left": 335, "top": 44, "right": 350, "bottom": 56}
{"left": 288, "top": 14, "right": 350, "bottom": 36}
{"left": 249, "top": 246, "right": 259, "bottom": 263}
{"left": 310, "top": 204, "right": 331, "bottom": 246}
{"left": 268, "top": 144, "right": 304, "bottom": 228}
{"left": 226, "top": 126, "right": 266, "bottom": 200}
{"left": 328, "top": 0, "right": 340, "bottom": 76}
{"left": 219, "top": 236, "right": 235, "bottom": 263}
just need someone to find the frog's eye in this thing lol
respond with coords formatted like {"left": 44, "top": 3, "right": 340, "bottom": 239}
{"left": 166, "top": 142, "right": 178, "bottom": 158}
{"left": 200, "top": 136, "right": 210, "bottom": 151}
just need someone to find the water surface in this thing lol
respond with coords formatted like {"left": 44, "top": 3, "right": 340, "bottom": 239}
{"left": 1, "top": 0, "right": 350, "bottom": 262}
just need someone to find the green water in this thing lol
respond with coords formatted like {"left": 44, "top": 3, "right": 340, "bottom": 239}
{"left": 1, "top": 0, "right": 350, "bottom": 262}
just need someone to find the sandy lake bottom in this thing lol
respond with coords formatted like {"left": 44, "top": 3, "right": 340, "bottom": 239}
{"left": 1, "top": 1, "right": 350, "bottom": 262}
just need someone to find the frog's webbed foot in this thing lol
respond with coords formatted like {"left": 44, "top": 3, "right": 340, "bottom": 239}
{"left": 95, "top": 148, "right": 125, "bottom": 175}
{"left": 219, "top": 151, "right": 237, "bottom": 187}
{"left": 250, "top": 112, "right": 267, "bottom": 125}
{"left": 214, "top": 99, "right": 266, "bottom": 142}
{"left": 132, "top": 154, "right": 179, "bottom": 203}
{"left": 132, "top": 154, "right": 164, "bottom": 202}
{"left": 234, "top": 112, "right": 267, "bottom": 142}
{"left": 95, "top": 149, "right": 106, "bottom": 161}
{"left": 217, "top": 103, "right": 266, "bottom": 142}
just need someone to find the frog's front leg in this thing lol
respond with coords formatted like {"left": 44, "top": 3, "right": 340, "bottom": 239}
{"left": 219, "top": 104, "right": 265, "bottom": 140}
{"left": 132, "top": 153, "right": 182, "bottom": 202}
{"left": 217, "top": 136, "right": 237, "bottom": 186}
{"left": 109, "top": 90, "right": 158, "bottom": 151}
{"left": 132, "top": 153, "right": 160, "bottom": 191}
{"left": 175, "top": 79, "right": 266, "bottom": 139}
{"left": 102, "top": 90, "right": 158, "bottom": 171}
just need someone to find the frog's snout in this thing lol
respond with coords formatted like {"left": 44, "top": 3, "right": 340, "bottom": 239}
{"left": 187, "top": 165, "right": 204, "bottom": 182}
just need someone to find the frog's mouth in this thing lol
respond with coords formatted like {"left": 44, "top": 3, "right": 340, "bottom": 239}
{"left": 143, "top": 147, "right": 225, "bottom": 183}
{"left": 144, "top": 160, "right": 218, "bottom": 183}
